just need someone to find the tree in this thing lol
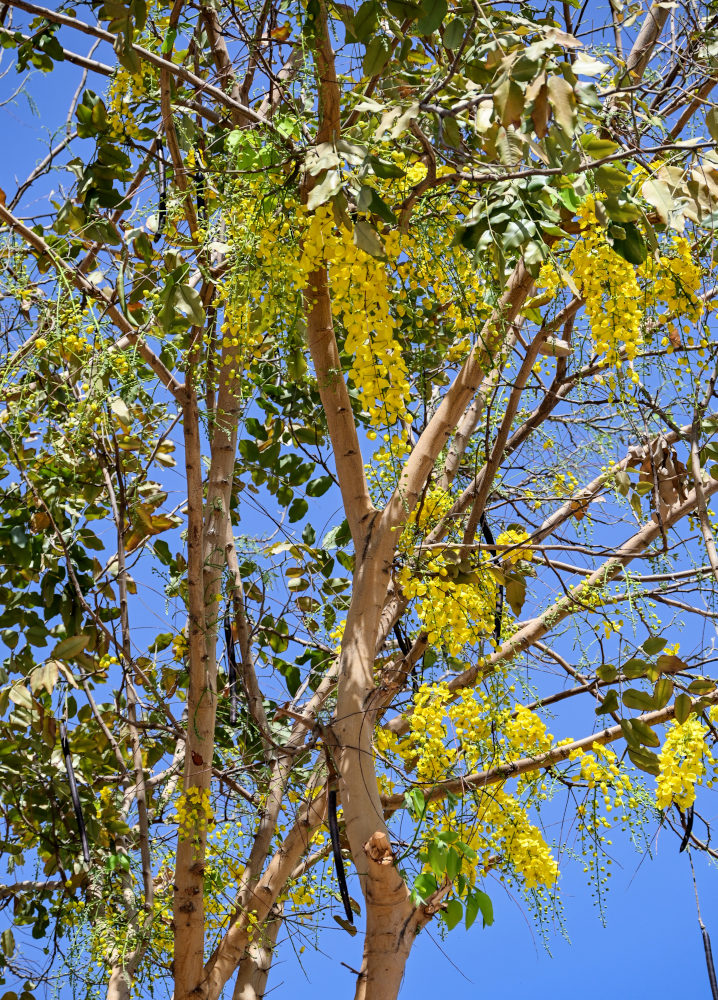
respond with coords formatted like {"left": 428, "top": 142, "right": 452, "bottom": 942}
{"left": 0, "top": 0, "right": 717, "bottom": 996}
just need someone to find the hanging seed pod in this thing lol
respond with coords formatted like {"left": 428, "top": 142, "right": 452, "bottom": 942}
{"left": 154, "top": 139, "right": 166, "bottom": 243}
{"left": 224, "top": 614, "right": 238, "bottom": 726}
{"left": 480, "top": 514, "right": 504, "bottom": 645}
{"left": 703, "top": 927, "right": 718, "bottom": 1000}
{"left": 679, "top": 804, "right": 694, "bottom": 853}
{"left": 328, "top": 786, "right": 353, "bottom": 925}
{"left": 59, "top": 722, "right": 90, "bottom": 864}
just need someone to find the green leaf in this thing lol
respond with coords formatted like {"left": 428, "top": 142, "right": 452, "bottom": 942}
{"left": 474, "top": 889, "right": 494, "bottom": 927}
{"left": 148, "top": 632, "right": 173, "bottom": 654}
{"left": 175, "top": 284, "right": 206, "bottom": 326}
{"left": 688, "top": 678, "right": 716, "bottom": 695}
{"left": 53, "top": 635, "right": 90, "bottom": 660}
{"left": 642, "top": 636, "right": 667, "bottom": 655}
{"left": 288, "top": 497, "right": 309, "bottom": 522}
{"left": 627, "top": 746, "right": 660, "bottom": 776}
{"left": 306, "top": 476, "right": 333, "bottom": 497}
{"left": 595, "top": 689, "right": 619, "bottom": 715}
{"left": 652, "top": 677, "right": 673, "bottom": 709}
{"left": 1, "top": 928, "right": 15, "bottom": 957}
{"left": 595, "top": 163, "right": 629, "bottom": 193}
{"left": 580, "top": 134, "right": 619, "bottom": 158}
{"left": 416, "top": 0, "right": 447, "bottom": 35}
{"left": 706, "top": 107, "right": 718, "bottom": 143}
{"left": 620, "top": 718, "right": 640, "bottom": 748}
{"left": 623, "top": 658, "right": 649, "bottom": 679}
{"left": 597, "top": 664, "right": 618, "bottom": 683}
{"left": 278, "top": 661, "right": 301, "bottom": 695}
{"left": 622, "top": 688, "right": 655, "bottom": 712}
{"left": 428, "top": 840, "right": 447, "bottom": 877}
{"left": 442, "top": 115, "right": 462, "bottom": 149}
{"left": 353, "top": 220, "right": 385, "bottom": 257}
{"left": 363, "top": 34, "right": 392, "bottom": 76}
{"left": 603, "top": 195, "right": 641, "bottom": 223}
{"left": 443, "top": 898, "right": 463, "bottom": 930}
{"left": 350, "top": 0, "right": 379, "bottom": 41}
{"left": 443, "top": 17, "right": 464, "bottom": 49}
{"left": 161, "top": 26, "right": 177, "bottom": 55}
{"left": 387, "top": 0, "right": 421, "bottom": 17}
{"left": 368, "top": 155, "right": 405, "bottom": 179}
{"left": 502, "top": 218, "right": 537, "bottom": 250}
{"left": 445, "top": 846, "right": 460, "bottom": 882}
{"left": 674, "top": 693, "right": 693, "bottom": 724}
{"left": 609, "top": 221, "right": 647, "bottom": 264}
{"left": 358, "top": 185, "right": 397, "bottom": 224}
{"left": 465, "top": 892, "right": 479, "bottom": 928}
{"left": 404, "top": 787, "right": 425, "bottom": 818}
{"left": 413, "top": 872, "right": 438, "bottom": 901}
{"left": 629, "top": 718, "right": 660, "bottom": 748}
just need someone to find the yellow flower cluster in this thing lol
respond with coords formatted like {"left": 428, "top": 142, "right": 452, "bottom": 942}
{"left": 489, "top": 792, "right": 559, "bottom": 889}
{"left": 387, "top": 683, "right": 559, "bottom": 892}
{"left": 495, "top": 527, "right": 533, "bottom": 565}
{"left": 398, "top": 560, "right": 497, "bottom": 656}
{"left": 505, "top": 704, "right": 552, "bottom": 757}
{"left": 569, "top": 743, "right": 641, "bottom": 897}
{"left": 640, "top": 237, "right": 703, "bottom": 343}
{"left": 216, "top": 284, "right": 265, "bottom": 379}
{"left": 105, "top": 66, "right": 154, "bottom": 140}
{"left": 446, "top": 687, "right": 491, "bottom": 770}
{"left": 299, "top": 206, "right": 411, "bottom": 433}
{"left": 534, "top": 259, "right": 562, "bottom": 301}
{"left": 398, "top": 682, "right": 455, "bottom": 781}
{"left": 398, "top": 489, "right": 501, "bottom": 655}
{"left": 54, "top": 303, "right": 93, "bottom": 359}
{"left": 440, "top": 791, "right": 558, "bottom": 890}
{"left": 384, "top": 684, "right": 554, "bottom": 786}
{"left": 570, "top": 198, "right": 643, "bottom": 366}
{"left": 551, "top": 470, "right": 579, "bottom": 498}
{"left": 567, "top": 578, "right": 607, "bottom": 614}
{"left": 174, "top": 787, "right": 216, "bottom": 842}
{"left": 656, "top": 717, "right": 709, "bottom": 810}
{"left": 398, "top": 487, "right": 453, "bottom": 553}
{"left": 573, "top": 744, "right": 630, "bottom": 797}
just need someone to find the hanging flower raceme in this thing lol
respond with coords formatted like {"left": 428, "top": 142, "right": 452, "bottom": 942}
{"left": 656, "top": 717, "right": 710, "bottom": 810}
{"left": 569, "top": 197, "right": 643, "bottom": 367}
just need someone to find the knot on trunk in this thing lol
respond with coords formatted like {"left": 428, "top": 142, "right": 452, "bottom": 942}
{"left": 364, "top": 831, "right": 394, "bottom": 866}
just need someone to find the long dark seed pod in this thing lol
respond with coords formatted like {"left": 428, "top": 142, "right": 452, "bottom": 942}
{"left": 703, "top": 927, "right": 718, "bottom": 1000}
{"left": 154, "top": 139, "right": 166, "bottom": 243}
{"left": 224, "top": 613, "right": 238, "bottom": 726}
{"left": 679, "top": 804, "right": 694, "bottom": 853}
{"left": 59, "top": 722, "right": 90, "bottom": 864}
{"left": 393, "top": 623, "right": 410, "bottom": 656}
{"left": 328, "top": 786, "right": 353, "bottom": 924}
{"left": 479, "top": 513, "right": 504, "bottom": 644}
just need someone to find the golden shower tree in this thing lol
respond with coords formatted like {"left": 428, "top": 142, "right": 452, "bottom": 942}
{"left": 0, "top": 0, "right": 718, "bottom": 998}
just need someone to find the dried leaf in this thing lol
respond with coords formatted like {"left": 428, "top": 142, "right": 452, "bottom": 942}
{"left": 547, "top": 75, "right": 576, "bottom": 135}
{"left": 306, "top": 170, "right": 342, "bottom": 211}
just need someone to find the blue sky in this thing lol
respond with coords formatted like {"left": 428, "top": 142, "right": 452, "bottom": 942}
{"left": 2, "top": 10, "right": 718, "bottom": 1000}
